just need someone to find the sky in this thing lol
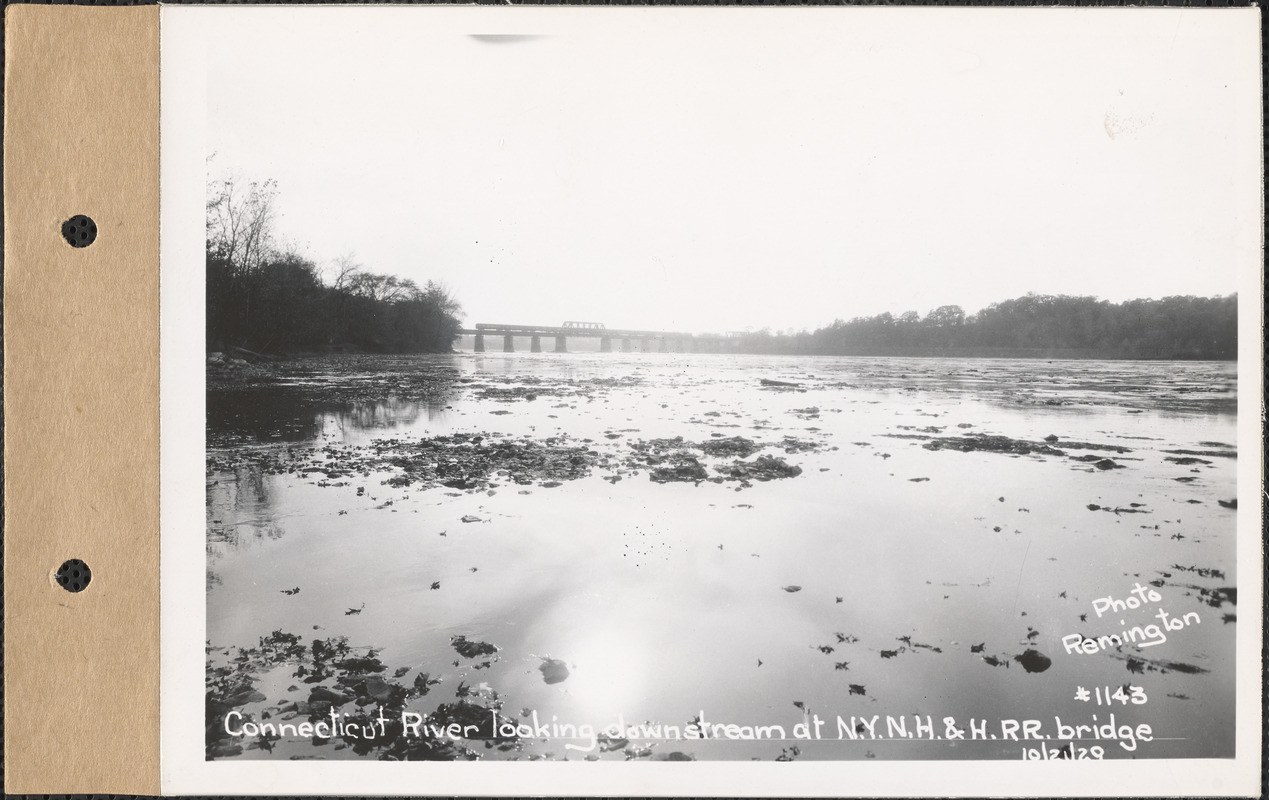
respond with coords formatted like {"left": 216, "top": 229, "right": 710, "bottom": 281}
{"left": 183, "top": 7, "right": 1260, "bottom": 334}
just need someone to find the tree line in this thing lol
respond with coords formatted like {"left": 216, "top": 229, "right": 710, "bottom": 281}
{"left": 735, "top": 293, "right": 1237, "bottom": 360}
{"left": 206, "top": 174, "right": 462, "bottom": 354}
{"left": 207, "top": 173, "right": 1235, "bottom": 361}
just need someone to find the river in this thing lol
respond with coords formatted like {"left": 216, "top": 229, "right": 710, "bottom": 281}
{"left": 205, "top": 353, "right": 1238, "bottom": 761}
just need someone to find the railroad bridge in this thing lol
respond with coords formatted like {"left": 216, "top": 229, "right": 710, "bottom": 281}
{"left": 455, "top": 321, "right": 741, "bottom": 353}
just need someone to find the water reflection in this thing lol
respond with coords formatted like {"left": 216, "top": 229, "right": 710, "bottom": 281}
{"left": 316, "top": 397, "right": 452, "bottom": 435}
{"left": 208, "top": 388, "right": 457, "bottom": 442}
{"left": 207, "top": 467, "right": 286, "bottom": 557}
{"left": 205, "top": 354, "right": 1239, "bottom": 761}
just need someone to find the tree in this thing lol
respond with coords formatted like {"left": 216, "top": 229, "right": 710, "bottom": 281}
{"left": 925, "top": 305, "right": 965, "bottom": 328}
{"left": 206, "top": 174, "right": 280, "bottom": 347}
{"left": 207, "top": 175, "right": 278, "bottom": 278}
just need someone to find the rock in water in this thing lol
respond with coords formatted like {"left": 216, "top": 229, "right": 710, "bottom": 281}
{"left": 413, "top": 672, "right": 439, "bottom": 695}
{"left": 1014, "top": 649, "right": 1052, "bottom": 673}
{"left": 227, "top": 688, "right": 267, "bottom": 706}
{"left": 539, "top": 657, "right": 570, "bottom": 684}
{"left": 308, "top": 686, "right": 353, "bottom": 706}
{"left": 451, "top": 635, "right": 499, "bottom": 659}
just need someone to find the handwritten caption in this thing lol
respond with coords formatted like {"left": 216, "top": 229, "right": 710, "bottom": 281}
{"left": 222, "top": 708, "right": 1156, "bottom": 755}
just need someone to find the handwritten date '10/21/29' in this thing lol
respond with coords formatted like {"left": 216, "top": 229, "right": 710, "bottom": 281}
{"left": 1022, "top": 741, "right": 1106, "bottom": 760}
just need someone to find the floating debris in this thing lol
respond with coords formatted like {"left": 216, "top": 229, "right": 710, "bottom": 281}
{"left": 1086, "top": 503, "right": 1150, "bottom": 515}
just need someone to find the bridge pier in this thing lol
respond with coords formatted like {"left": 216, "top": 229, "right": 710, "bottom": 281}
{"left": 465, "top": 324, "right": 740, "bottom": 356}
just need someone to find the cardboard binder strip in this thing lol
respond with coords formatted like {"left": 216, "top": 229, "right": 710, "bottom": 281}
{"left": 3, "top": 5, "right": 161, "bottom": 793}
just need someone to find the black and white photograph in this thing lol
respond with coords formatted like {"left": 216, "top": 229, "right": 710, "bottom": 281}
{"left": 160, "top": 6, "right": 1262, "bottom": 794}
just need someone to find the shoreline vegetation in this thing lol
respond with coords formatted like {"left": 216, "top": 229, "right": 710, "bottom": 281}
{"left": 207, "top": 174, "right": 1236, "bottom": 362}
{"left": 207, "top": 174, "right": 463, "bottom": 356}
{"left": 729, "top": 294, "right": 1236, "bottom": 361}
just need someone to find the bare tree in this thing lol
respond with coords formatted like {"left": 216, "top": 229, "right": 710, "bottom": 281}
{"left": 327, "top": 253, "right": 361, "bottom": 292}
{"left": 207, "top": 174, "right": 278, "bottom": 280}
{"left": 207, "top": 173, "right": 279, "bottom": 337}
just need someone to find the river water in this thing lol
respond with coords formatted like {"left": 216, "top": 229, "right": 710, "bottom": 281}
{"left": 206, "top": 354, "right": 1238, "bottom": 761}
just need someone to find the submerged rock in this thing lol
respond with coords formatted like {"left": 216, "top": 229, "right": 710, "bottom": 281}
{"left": 649, "top": 456, "right": 710, "bottom": 484}
{"left": 413, "top": 672, "right": 441, "bottom": 695}
{"left": 308, "top": 686, "right": 353, "bottom": 706}
{"left": 922, "top": 434, "right": 1065, "bottom": 457}
{"left": 538, "top": 657, "right": 570, "bottom": 685}
{"left": 226, "top": 688, "right": 267, "bottom": 706}
{"left": 697, "top": 436, "right": 763, "bottom": 459}
{"left": 718, "top": 455, "right": 803, "bottom": 482}
{"left": 1013, "top": 649, "right": 1052, "bottom": 673}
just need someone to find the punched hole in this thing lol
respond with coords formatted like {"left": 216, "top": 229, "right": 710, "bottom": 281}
{"left": 54, "top": 558, "right": 92, "bottom": 593}
{"left": 61, "top": 215, "right": 98, "bottom": 248}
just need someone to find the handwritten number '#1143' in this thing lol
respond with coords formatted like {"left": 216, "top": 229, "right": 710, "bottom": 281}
{"left": 1075, "top": 686, "right": 1148, "bottom": 705}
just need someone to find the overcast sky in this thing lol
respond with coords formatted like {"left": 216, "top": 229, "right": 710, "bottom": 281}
{"left": 186, "top": 7, "right": 1259, "bottom": 334}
